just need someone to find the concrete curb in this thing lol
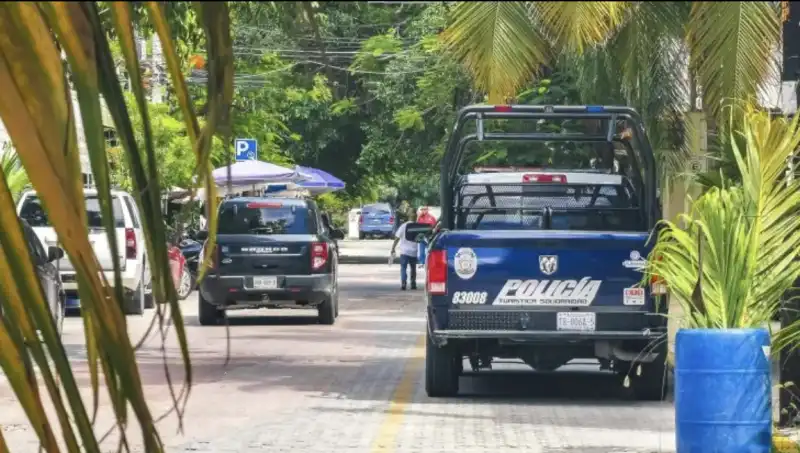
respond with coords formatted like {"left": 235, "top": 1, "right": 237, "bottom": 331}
{"left": 774, "top": 435, "right": 800, "bottom": 452}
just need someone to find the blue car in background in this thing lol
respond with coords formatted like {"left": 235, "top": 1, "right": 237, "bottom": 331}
{"left": 358, "top": 203, "right": 395, "bottom": 239}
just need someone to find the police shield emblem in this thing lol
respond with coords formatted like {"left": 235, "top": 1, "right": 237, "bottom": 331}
{"left": 539, "top": 255, "right": 558, "bottom": 275}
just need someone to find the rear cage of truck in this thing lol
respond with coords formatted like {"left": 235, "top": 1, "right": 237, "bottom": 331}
{"left": 439, "top": 105, "right": 660, "bottom": 232}
{"left": 453, "top": 174, "right": 648, "bottom": 232}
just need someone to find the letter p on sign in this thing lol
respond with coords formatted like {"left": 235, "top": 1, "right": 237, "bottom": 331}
{"left": 234, "top": 138, "right": 257, "bottom": 161}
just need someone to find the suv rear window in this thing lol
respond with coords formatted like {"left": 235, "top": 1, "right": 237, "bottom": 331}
{"left": 362, "top": 204, "right": 391, "bottom": 215}
{"left": 20, "top": 194, "right": 126, "bottom": 228}
{"left": 217, "top": 201, "right": 314, "bottom": 235}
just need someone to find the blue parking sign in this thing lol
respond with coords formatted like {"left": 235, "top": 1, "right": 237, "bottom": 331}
{"left": 234, "top": 138, "right": 257, "bottom": 161}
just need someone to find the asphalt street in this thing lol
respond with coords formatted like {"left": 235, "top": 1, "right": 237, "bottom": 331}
{"left": 338, "top": 239, "right": 394, "bottom": 264}
{"left": 0, "top": 261, "right": 675, "bottom": 453}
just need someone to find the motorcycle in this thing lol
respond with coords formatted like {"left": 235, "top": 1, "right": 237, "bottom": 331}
{"left": 177, "top": 237, "right": 202, "bottom": 300}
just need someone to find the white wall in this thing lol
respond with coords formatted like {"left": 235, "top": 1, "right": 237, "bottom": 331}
{"left": 0, "top": 120, "right": 10, "bottom": 152}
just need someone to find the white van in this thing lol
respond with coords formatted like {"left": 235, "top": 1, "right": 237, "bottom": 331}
{"left": 16, "top": 189, "right": 152, "bottom": 315}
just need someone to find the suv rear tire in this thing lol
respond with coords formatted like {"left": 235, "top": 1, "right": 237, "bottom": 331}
{"left": 198, "top": 294, "right": 222, "bottom": 326}
{"left": 318, "top": 294, "right": 336, "bottom": 325}
{"left": 425, "top": 334, "right": 461, "bottom": 397}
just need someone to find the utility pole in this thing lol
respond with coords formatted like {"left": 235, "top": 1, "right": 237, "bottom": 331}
{"left": 779, "top": 0, "right": 800, "bottom": 428}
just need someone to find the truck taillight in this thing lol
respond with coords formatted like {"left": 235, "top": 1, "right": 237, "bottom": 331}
{"left": 522, "top": 173, "right": 567, "bottom": 183}
{"left": 493, "top": 105, "right": 513, "bottom": 112}
{"left": 125, "top": 228, "right": 136, "bottom": 259}
{"left": 311, "top": 242, "right": 328, "bottom": 271}
{"left": 427, "top": 250, "right": 447, "bottom": 295}
{"left": 650, "top": 273, "right": 667, "bottom": 295}
{"left": 650, "top": 255, "right": 667, "bottom": 295}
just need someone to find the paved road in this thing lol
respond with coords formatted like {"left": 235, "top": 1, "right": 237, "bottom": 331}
{"left": 0, "top": 264, "right": 675, "bottom": 452}
{"left": 338, "top": 239, "right": 394, "bottom": 264}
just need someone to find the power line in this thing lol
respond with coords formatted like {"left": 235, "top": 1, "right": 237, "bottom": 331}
{"left": 186, "top": 57, "right": 439, "bottom": 87}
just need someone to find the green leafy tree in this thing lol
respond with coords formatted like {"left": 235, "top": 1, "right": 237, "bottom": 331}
{"left": 108, "top": 93, "right": 227, "bottom": 191}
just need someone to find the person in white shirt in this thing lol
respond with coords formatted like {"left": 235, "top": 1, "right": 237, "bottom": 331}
{"left": 390, "top": 212, "right": 419, "bottom": 290}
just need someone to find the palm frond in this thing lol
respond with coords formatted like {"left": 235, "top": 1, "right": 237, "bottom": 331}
{"left": 532, "top": 1, "right": 630, "bottom": 54}
{"left": 0, "top": 148, "right": 30, "bottom": 200}
{"left": 561, "top": 2, "right": 691, "bottom": 183}
{"left": 607, "top": 1, "right": 688, "bottom": 93}
{"left": 0, "top": 1, "right": 233, "bottom": 450}
{"left": 646, "top": 107, "right": 800, "bottom": 341}
{"left": 440, "top": 2, "right": 550, "bottom": 103}
{"left": 688, "top": 1, "right": 781, "bottom": 122}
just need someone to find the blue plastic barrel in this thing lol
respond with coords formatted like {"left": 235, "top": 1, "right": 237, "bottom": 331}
{"left": 675, "top": 328, "right": 772, "bottom": 453}
{"left": 418, "top": 240, "right": 427, "bottom": 265}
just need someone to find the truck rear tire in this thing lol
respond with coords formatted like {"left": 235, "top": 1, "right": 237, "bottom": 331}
{"left": 425, "top": 334, "right": 461, "bottom": 397}
{"left": 630, "top": 358, "right": 668, "bottom": 401}
{"left": 198, "top": 294, "right": 222, "bottom": 326}
{"left": 621, "top": 344, "right": 668, "bottom": 401}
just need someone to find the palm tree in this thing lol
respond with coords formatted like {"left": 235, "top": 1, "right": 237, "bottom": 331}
{"left": 441, "top": 2, "right": 783, "bottom": 183}
{"left": 442, "top": 2, "right": 781, "bottom": 115}
{"left": 0, "top": 146, "right": 30, "bottom": 202}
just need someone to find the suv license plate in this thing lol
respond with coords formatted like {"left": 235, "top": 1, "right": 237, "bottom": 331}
{"left": 556, "top": 312, "right": 596, "bottom": 332}
{"left": 252, "top": 276, "right": 278, "bottom": 290}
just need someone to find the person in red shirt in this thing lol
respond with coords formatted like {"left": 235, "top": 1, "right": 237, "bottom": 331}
{"left": 417, "top": 207, "right": 437, "bottom": 226}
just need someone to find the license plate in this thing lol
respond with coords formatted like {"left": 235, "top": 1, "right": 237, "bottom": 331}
{"left": 556, "top": 312, "right": 596, "bottom": 332}
{"left": 252, "top": 276, "right": 278, "bottom": 290}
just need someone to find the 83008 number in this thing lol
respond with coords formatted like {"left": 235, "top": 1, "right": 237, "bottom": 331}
{"left": 452, "top": 291, "right": 488, "bottom": 305}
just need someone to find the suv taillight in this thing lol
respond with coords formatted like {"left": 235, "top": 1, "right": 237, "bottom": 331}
{"left": 359, "top": 214, "right": 364, "bottom": 224}
{"left": 427, "top": 250, "right": 447, "bottom": 295}
{"left": 125, "top": 228, "right": 136, "bottom": 259}
{"left": 311, "top": 242, "right": 328, "bottom": 271}
{"left": 388, "top": 215, "right": 394, "bottom": 224}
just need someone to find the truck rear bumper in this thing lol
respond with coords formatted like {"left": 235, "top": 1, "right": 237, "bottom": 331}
{"left": 430, "top": 329, "right": 664, "bottom": 342}
{"left": 427, "top": 306, "right": 667, "bottom": 347}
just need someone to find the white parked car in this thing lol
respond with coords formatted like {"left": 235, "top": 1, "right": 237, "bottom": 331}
{"left": 16, "top": 189, "right": 152, "bottom": 315}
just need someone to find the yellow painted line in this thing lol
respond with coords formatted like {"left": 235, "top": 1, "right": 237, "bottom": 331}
{"left": 774, "top": 435, "right": 800, "bottom": 452}
{"left": 371, "top": 333, "right": 426, "bottom": 452}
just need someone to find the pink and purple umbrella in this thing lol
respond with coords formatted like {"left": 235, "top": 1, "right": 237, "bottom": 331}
{"left": 295, "top": 165, "right": 346, "bottom": 195}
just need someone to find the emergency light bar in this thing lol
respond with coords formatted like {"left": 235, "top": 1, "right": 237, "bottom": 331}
{"left": 489, "top": 105, "right": 605, "bottom": 113}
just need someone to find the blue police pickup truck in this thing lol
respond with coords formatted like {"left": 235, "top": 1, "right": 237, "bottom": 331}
{"left": 422, "top": 105, "right": 668, "bottom": 400}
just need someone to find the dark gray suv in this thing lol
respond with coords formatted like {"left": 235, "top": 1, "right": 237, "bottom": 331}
{"left": 6, "top": 219, "right": 66, "bottom": 333}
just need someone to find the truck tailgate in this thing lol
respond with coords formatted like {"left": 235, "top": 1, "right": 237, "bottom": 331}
{"left": 438, "top": 230, "right": 653, "bottom": 310}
